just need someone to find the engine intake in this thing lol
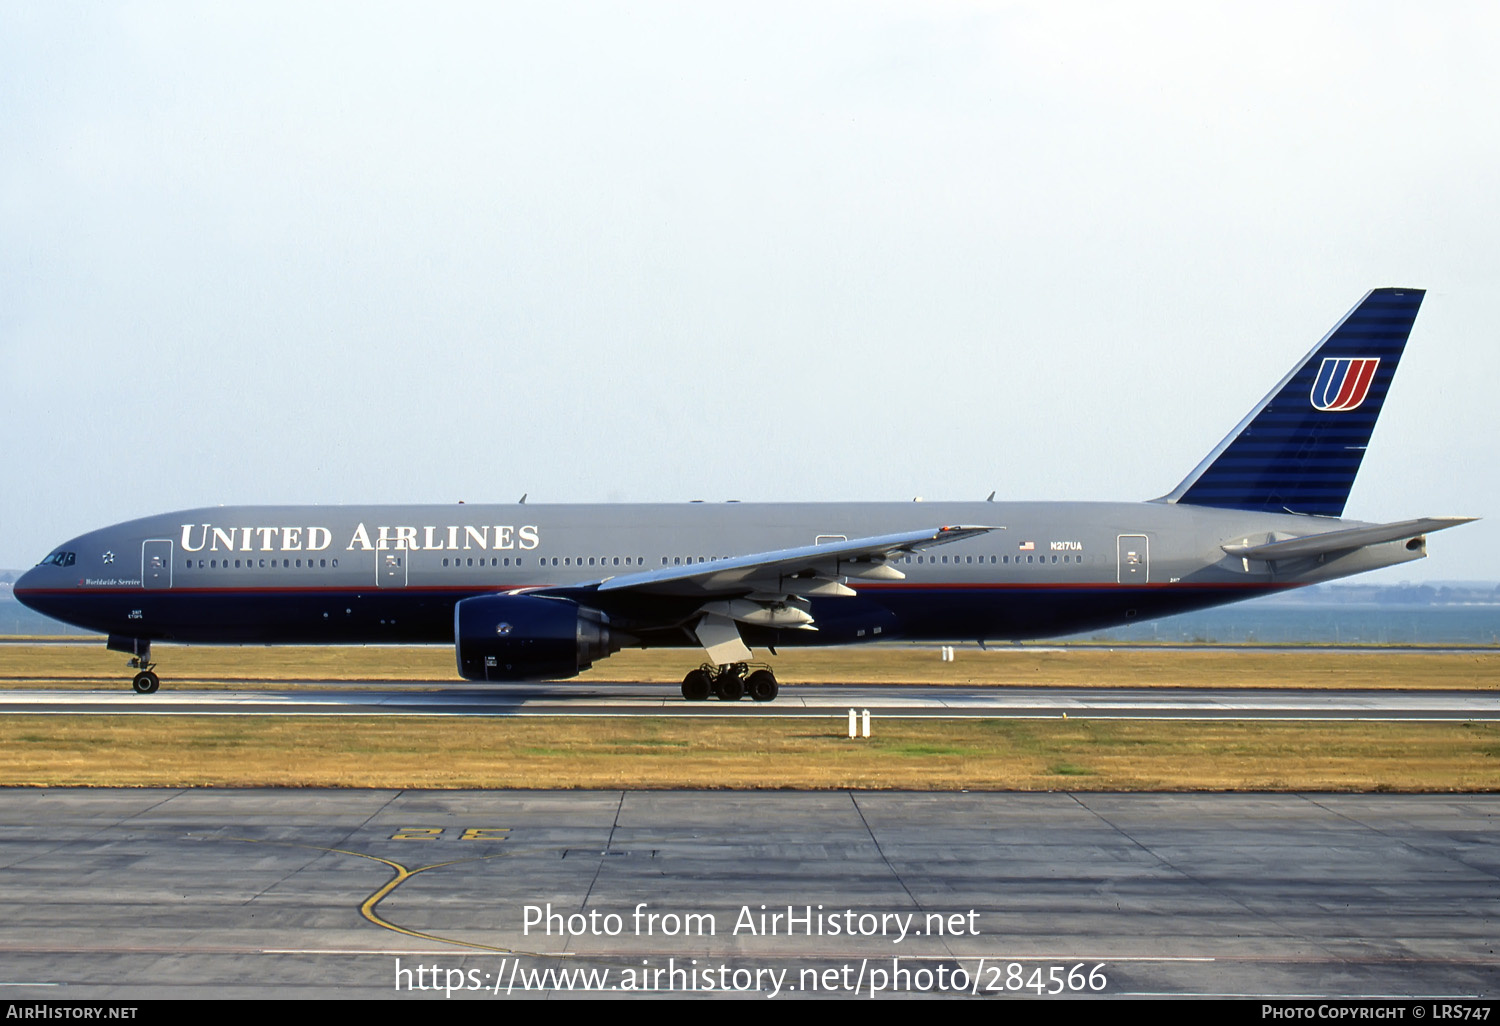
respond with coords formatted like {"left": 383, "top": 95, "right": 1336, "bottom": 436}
{"left": 455, "top": 594, "right": 617, "bottom": 681}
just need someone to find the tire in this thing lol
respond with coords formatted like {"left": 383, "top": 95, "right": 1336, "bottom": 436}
{"left": 716, "top": 674, "right": 744, "bottom": 702}
{"left": 747, "top": 670, "right": 778, "bottom": 702}
{"left": 132, "top": 671, "right": 160, "bottom": 695}
{"left": 681, "top": 669, "right": 711, "bottom": 701}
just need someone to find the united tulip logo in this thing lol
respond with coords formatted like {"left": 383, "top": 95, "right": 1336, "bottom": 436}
{"left": 1310, "top": 357, "right": 1379, "bottom": 412}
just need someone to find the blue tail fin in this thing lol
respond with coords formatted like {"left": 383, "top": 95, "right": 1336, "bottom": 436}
{"left": 1163, "top": 287, "right": 1424, "bottom": 518}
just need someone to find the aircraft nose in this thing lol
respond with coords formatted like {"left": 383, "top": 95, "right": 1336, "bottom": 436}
{"left": 13, "top": 566, "right": 43, "bottom": 609}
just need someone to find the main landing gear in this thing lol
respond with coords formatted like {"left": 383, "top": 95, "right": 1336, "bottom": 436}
{"left": 681, "top": 663, "right": 779, "bottom": 703}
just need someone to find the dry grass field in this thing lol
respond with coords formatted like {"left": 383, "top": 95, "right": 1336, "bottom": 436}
{"left": 3, "top": 642, "right": 1496, "bottom": 790}
{"left": 0, "top": 716, "right": 1495, "bottom": 791}
{"left": 3, "top": 642, "right": 1497, "bottom": 690}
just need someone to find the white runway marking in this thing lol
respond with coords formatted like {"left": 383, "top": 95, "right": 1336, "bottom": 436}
{"left": 1, "top": 684, "right": 1497, "bottom": 719}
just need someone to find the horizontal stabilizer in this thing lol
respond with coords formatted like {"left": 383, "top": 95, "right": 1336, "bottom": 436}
{"left": 1222, "top": 517, "right": 1476, "bottom": 561}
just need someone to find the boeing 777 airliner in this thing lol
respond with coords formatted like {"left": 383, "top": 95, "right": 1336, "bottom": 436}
{"left": 15, "top": 288, "right": 1473, "bottom": 701}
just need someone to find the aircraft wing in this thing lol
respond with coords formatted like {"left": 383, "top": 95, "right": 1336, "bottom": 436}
{"left": 590, "top": 524, "right": 997, "bottom": 598}
{"left": 1222, "top": 516, "right": 1476, "bottom": 562}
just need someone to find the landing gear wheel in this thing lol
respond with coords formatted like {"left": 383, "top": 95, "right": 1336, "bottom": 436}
{"left": 747, "top": 669, "right": 778, "bottom": 702}
{"left": 681, "top": 669, "right": 711, "bottom": 701}
{"left": 132, "top": 671, "right": 160, "bottom": 695}
{"left": 685, "top": 662, "right": 776, "bottom": 702}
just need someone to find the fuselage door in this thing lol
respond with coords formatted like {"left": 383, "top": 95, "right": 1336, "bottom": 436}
{"left": 142, "top": 540, "right": 173, "bottom": 590}
{"left": 378, "top": 551, "right": 408, "bottom": 588}
{"left": 1117, "top": 534, "right": 1149, "bottom": 584}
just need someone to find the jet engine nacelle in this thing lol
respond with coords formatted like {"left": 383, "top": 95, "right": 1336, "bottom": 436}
{"left": 454, "top": 594, "right": 617, "bottom": 681}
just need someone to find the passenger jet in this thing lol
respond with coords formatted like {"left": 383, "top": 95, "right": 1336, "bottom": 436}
{"left": 15, "top": 288, "right": 1472, "bottom": 701}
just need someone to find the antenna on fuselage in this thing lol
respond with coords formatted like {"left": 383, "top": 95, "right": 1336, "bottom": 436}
{"left": 519, "top": 493, "right": 527, "bottom": 504}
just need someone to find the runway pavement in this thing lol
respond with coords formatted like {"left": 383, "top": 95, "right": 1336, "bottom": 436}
{"left": 0, "top": 789, "right": 1495, "bottom": 999}
{"left": 1, "top": 681, "right": 1498, "bottom": 719}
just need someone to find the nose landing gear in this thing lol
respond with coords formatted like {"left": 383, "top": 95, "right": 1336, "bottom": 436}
{"left": 131, "top": 667, "right": 160, "bottom": 694}
{"left": 680, "top": 662, "right": 779, "bottom": 703}
{"left": 128, "top": 649, "right": 160, "bottom": 694}
{"left": 108, "top": 637, "right": 160, "bottom": 694}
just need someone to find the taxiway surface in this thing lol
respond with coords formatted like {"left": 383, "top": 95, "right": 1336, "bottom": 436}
{"left": 0, "top": 789, "right": 1495, "bottom": 999}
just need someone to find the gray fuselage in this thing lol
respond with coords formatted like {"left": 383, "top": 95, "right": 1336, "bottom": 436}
{"left": 15, "top": 499, "right": 1426, "bottom": 655}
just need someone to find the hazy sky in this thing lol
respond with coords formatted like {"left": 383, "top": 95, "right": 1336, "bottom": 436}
{"left": 3, "top": 2, "right": 1496, "bottom": 581}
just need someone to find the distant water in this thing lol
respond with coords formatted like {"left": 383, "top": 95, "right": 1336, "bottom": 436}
{"left": 0, "top": 599, "right": 94, "bottom": 637}
{"left": 1069, "top": 604, "right": 1500, "bottom": 645}
{"left": 2, "top": 597, "right": 1497, "bottom": 646}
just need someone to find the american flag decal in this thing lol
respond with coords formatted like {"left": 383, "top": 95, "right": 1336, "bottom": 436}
{"left": 1018, "top": 541, "right": 1034, "bottom": 551}
{"left": 1310, "top": 357, "right": 1380, "bottom": 412}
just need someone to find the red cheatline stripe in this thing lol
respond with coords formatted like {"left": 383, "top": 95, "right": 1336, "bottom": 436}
{"left": 18, "top": 581, "right": 1296, "bottom": 597}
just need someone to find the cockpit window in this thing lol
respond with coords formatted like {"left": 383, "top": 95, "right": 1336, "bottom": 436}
{"left": 37, "top": 551, "right": 76, "bottom": 567}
